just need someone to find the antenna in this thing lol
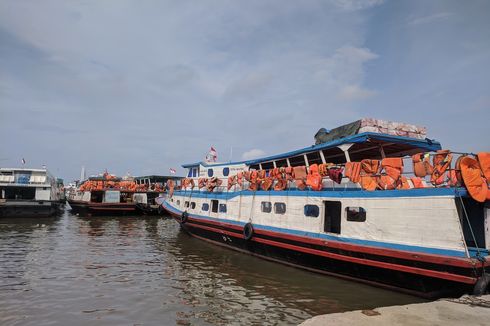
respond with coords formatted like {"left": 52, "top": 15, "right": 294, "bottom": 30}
{"left": 80, "top": 166, "right": 86, "bottom": 182}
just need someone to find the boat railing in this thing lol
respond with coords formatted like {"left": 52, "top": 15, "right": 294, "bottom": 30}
{"left": 176, "top": 150, "right": 477, "bottom": 193}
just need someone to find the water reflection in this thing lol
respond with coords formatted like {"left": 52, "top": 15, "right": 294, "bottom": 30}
{"left": 0, "top": 211, "right": 424, "bottom": 326}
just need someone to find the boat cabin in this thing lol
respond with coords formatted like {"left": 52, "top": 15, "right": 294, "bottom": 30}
{"left": 0, "top": 168, "right": 60, "bottom": 201}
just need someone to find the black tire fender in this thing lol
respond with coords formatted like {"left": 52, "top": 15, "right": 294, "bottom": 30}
{"left": 181, "top": 211, "right": 189, "bottom": 224}
{"left": 243, "top": 222, "right": 254, "bottom": 240}
{"left": 473, "top": 273, "right": 490, "bottom": 296}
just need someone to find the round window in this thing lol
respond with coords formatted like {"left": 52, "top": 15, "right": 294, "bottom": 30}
{"left": 208, "top": 169, "right": 214, "bottom": 177}
{"left": 223, "top": 167, "right": 230, "bottom": 176}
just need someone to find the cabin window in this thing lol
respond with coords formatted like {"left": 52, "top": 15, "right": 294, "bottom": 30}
{"left": 202, "top": 203, "right": 209, "bottom": 211}
{"left": 306, "top": 151, "right": 322, "bottom": 165}
{"left": 261, "top": 201, "right": 272, "bottom": 213}
{"left": 304, "top": 205, "right": 320, "bottom": 217}
{"left": 170, "top": 198, "right": 174, "bottom": 202}
{"left": 324, "top": 201, "right": 341, "bottom": 234}
{"left": 261, "top": 162, "right": 274, "bottom": 170}
{"left": 187, "top": 169, "right": 192, "bottom": 177}
{"left": 346, "top": 207, "right": 366, "bottom": 222}
{"left": 191, "top": 202, "right": 196, "bottom": 209}
{"left": 192, "top": 168, "right": 197, "bottom": 177}
{"left": 223, "top": 167, "right": 230, "bottom": 176}
{"left": 274, "top": 202, "right": 286, "bottom": 214}
{"left": 276, "top": 159, "right": 288, "bottom": 167}
{"left": 185, "top": 201, "right": 189, "bottom": 208}
{"left": 177, "top": 200, "right": 181, "bottom": 206}
{"left": 208, "top": 169, "right": 214, "bottom": 177}
{"left": 219, "top": 204, "right": 227, "bottom": 213}
{"left": 211, "top": 200, "right": 219, "bottom": 213}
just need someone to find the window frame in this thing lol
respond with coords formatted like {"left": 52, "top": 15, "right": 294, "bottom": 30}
{"left": 304, "top": 204, "right": 320, "bottom": 217}
{"left": 219, "top": 203, "right": 227, "bottom": 213}
{"left": 346, "top": 206, "right": 367, "bottom": 222}
{"left": 261, "top": 201, "right": 272, "bottom": 213}
{"left": 274, "top": 202, "right": 286, "bottom": 215}
{"left": 202, "top": 203, "right": 209, "bottom": 211}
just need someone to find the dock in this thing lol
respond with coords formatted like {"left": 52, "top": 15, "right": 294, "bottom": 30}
{"left": 300, "top": 295, "right": 490, "bottom": 326}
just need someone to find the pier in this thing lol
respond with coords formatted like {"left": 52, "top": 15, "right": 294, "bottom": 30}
{"left": 300, "top": 295, "right": 490, "bottom": 326}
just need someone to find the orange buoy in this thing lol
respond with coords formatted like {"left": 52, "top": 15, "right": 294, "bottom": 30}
{"left": 460, "top": 157, "right": 487, "bottom": 203}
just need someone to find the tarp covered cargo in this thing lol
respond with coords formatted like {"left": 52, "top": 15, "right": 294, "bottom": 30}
{"left": 315, "top": 118, "right": 427, "bottom": 145}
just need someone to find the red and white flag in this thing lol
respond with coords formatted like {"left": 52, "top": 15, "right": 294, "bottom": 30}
{"left": 206, "top": 146, "right": 218, "bottom": 162}
{"left": 169, "top": 168, "right": 176, "bottom": 175}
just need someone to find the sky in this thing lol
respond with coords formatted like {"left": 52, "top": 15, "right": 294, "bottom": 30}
{"left": 0, "top": 0, "right": 489, "bottom": 181}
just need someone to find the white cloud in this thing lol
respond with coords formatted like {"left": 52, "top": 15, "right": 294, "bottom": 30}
{"left": 332, "top": 0, "right": 384, "bottom": 11}
{"left": 242, "top": 149, "right": 266, "bottom": 160}
{"left": 338, "top": 85, "right": 377, "bottom": 100}
{"left": 408, "top": 12, "right": 454, "bottom": 26}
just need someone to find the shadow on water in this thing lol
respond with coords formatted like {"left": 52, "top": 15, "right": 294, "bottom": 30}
{"left": 0, "top": 211, "right": 425, "bottom": 326}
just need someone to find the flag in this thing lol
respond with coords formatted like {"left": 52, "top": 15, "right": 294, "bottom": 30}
{"left": 206, "top": 146, "right": 218, "bottom": 162}
{"left": 169, "top": 168, "right": 176, "bottom": 175}
{"left": 21, "top": 158, "right": 26, "bottom": 165}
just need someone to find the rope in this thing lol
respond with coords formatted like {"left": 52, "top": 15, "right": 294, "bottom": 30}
{"left": 455, "top": 188, "right": 486, "bottom": 264}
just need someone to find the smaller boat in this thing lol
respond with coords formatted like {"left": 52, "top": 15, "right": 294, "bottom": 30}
{"left": 68, "top": 172, "right": 178, "bottom": 216}
{"left": 0, "top": 167, "right": 64, "bottom": 218}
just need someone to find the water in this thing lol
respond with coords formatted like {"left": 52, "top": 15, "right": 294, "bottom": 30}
{"left": 0, "top": 210, "right": 424, "bottom": 325}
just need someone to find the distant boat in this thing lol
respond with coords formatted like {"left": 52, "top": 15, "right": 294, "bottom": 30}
{"left": 67, "top": 172, "right": 179, "bottom": 216}
{"left": 0, "top": 167, "right": 64, "bottom": 217}
{"left": 162, "top": 118, "right": 490, "bottom": 298}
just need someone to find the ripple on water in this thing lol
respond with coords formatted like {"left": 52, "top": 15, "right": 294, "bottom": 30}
{"left": 0, "top": 211, "right": 424, "bottom": 325}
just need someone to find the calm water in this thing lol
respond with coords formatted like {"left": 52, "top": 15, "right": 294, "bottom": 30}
{"left": 0, "top": 210, "right": 424, "bottom": 325}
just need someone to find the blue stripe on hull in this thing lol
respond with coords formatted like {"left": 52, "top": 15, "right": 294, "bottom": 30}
{"left": 162, "top": 201, "right": 471, "bottom": 258}
{"left": 173, "top": 187, "right": 468, "bottom": 200}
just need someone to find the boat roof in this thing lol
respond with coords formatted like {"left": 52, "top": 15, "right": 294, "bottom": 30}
{"left": 182, "top": 132, "right": 441, "bottom": 168}
{"left": 0, "top": 167, "right": 48, "bottom": 173}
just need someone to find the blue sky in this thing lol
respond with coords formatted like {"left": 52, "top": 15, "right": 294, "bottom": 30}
{"left": 0, "top": 0, "right": 489, "bottom": 181}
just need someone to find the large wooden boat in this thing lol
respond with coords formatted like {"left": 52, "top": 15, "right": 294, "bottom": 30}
{"left": 0, "top": 167, "right": 64, "bottom": 218}
{"left": 162, "top": 118, "right": 490, "bottom": 298}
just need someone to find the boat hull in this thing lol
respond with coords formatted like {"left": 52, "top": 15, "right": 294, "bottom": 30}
{"left": 68, "top": 200, "right": 138, "bottom": 216}
{"left": 68, "top": 200, "right": 163, "bottom": 216}
{"left": 163, "top": 206, "right": 486, "bottom": 298}
{"left": 0, "top": 200, "right": 62, "bottom": 218}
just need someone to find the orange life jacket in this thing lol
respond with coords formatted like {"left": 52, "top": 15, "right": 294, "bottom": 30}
{"left": 248, "top": 170, "right": 259, "bottom": 191}
{"left": 360, "top": 176, "right": 378, "bottom": 191}
{"left": 344, "top": 162, "right": 361, "bottom": 183}
{"left": 198, "top": 178, "right": 207, "bottom": 189}
{"left": 431, "top": 150, "right": 452, "bottom": 186}
{"left": 227, "top": 175, "right": 237, "bottom": 190}
{"left": 261, "top": 177, "right": 273, "bottom": 191}
{"left": 293, "top": 166, "right": 307, "bottom": 190}
{"left": 274, "top": 178, "right": 287, "bottom": 191}
{"left": 361, "top": 159, "right": 380, "bottom": 174}
{"left": 460, "top": 156, "right": 487, "bottom": 202}
{"left": 306, "top": 164, "right": 322, "bottom": 191}
{"left": 398, "top": 176, "right": 411, "bottom": 189}
{"left": 412, "top": 153, "right": 433, "bottom": 177}
{"left": 237, "top": 173, "right": 243, "bottom": 187}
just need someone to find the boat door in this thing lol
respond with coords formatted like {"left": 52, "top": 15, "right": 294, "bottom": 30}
{"left": 324, "top": 200, "right": 342, "bottom": 234}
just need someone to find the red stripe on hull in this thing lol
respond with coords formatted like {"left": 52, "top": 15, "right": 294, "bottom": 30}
{"left": 178, "top": 213, "right": 477, "bottom": 268}
{"left": 180, "top": 216, "right": 477, "bottom": 285}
